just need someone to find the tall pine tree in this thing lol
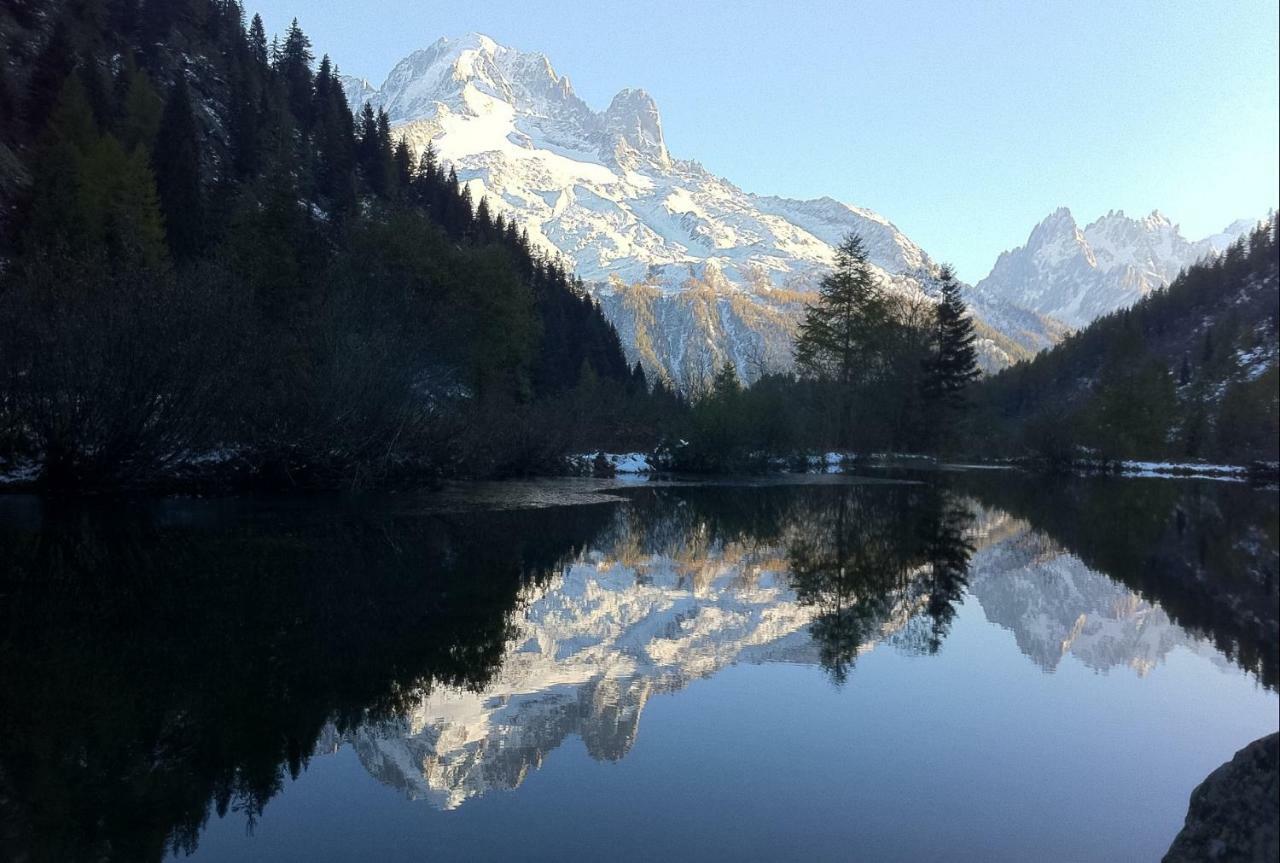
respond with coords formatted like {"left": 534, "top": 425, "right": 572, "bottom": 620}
{"left": 921, "top": 264, "right": 980, "bottom": 449}
{"left": 922, "top": 266, "right": 979, "bottom": 406}
{"left": 794, "top": 233, "right": 891, "bottom": 444}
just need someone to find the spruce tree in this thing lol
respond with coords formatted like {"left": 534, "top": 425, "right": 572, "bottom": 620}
{"left": 0, "top": 61, "right": 13, "bottom": 143}
{"left": 22, "top": 19, "right": 76, "bottom": 138}
{"left": 921, "top": 265, "right": 979, "bottom": 449}
{"left": 357, "top": 103, "right": 392, "bottom": 197}
{"left": 474, "top": 196, "right": 493, "bottom": 241}
{"left": 392, "top": 137, "right": 413, "bottom": 195}
{"left": 279, "top": 19, "right": 314, "bottom": 127}
{"left": 117, "top": 64, "right": 163, "bottom": 153}
{"left": 628, "top": 361, "right": 648, "bottom": 396}
{"left": 795, "top": 234, "right": 887, "bottom": 386}
{"left": 248, "top": 14, "right": 268, "bottom": 65}
{"left": 923, "top": 265, "right": 979, "bottom": 409}
{"left": 793, "top": 233, "right": 889, "bottom": 444}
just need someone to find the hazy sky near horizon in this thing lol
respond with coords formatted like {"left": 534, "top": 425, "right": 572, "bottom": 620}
{"left": 248, "top": 0, "right": 1278, "bottom": 282}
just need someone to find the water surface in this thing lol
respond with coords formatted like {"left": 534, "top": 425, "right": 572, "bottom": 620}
{"left": 0, "top": 473, "right": 1275, "bottom": 862}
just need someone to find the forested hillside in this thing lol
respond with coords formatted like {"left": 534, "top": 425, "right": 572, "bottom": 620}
{"left": 0, "top": 0, "right": 646, "bottom": 488}
{"left": 969, "top": 215, "right": 1279, "bottom": 463}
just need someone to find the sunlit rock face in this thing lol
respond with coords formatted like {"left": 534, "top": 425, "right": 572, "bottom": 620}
{"left": 317, "top": 498, "right": 1222, "bottom": 810}
{"left": 341, "top": 34, "right": 1052, "bottom": 384}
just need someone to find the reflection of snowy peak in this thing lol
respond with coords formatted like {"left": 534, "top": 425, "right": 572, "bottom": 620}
{"left": 322, "top": 542, "right": 820, "bottom": 809}
{"left": 342, "top": 34, "right": 1047, "bottom": 383}
{"left": 967, "top": 513, "right": 1220, "bottom": 675}
{"left": 317, "top": 501, "right": 1230, "bottom": 810}
{"left": 973, "top": 208, "right": 1255, "bottom": 329}
{"left": 317, "top": 526, "right": 930, "bottom": 809}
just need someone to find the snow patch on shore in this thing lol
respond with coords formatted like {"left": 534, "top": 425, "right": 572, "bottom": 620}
{"left": 569, "top": 452, "right": 654, "bottom": 475}
{"left": 1117, "top": 460, "right": 1250, "bottom": 481}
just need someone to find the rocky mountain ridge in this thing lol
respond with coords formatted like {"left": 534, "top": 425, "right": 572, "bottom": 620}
{"left": 974, "top": 207, "right": 1257, "bottom": 328}
{"left": 341, "top": 35, "right": 1043, "bottom": 383}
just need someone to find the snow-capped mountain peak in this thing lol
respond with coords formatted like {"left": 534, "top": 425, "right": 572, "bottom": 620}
{"left": 343, "top": 34, "right": 1051, "bottom": 384}
{"left": 603, "top": 87, "right": 670, "bottom": 168}
{"left": 349, "top": 33, "right": 591, "bottom": 128}
{"left": 344, "top": 36, "right": 1255, "bottom": 382}
{"left": 1023, "top": 206, "right": 1094, "bottom": 269}
{"left": 974, "top": 207, "right": 1256, "bottom": 329}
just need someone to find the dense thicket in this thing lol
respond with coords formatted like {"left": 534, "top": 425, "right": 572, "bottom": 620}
{"left": 0, "top": 1, "right": 641, "bottom": 488}
{"left": 968, "top": 215, "right": 1279, "bottom": 463}
{"left": 663, "top": 235, "right": 978, "bottom": 470}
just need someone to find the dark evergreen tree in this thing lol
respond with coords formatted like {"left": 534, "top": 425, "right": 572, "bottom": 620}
{"left": 151, "top": 72, "right": 203, "bottom": 260}
{"left": 794, "top": 233, "right": 894, "bottom": 445}
{"left": 795, "top": 234, "right": 888, "bottom": 388}
{"left": 392, "top": 137, "right": 413, "bottom": 195}
{"left": 628, "top": 361, "right": 648, "bottom": 396}
{"left": 311, "top": 55, "right": 355, "bottom": 211}
{"left": 356, "top": 102, "right": 392, "bottom": 197}
{"left": 116, "top": 61, "right": 162, "bottom": 153}
{"left": 278, "top": 18, "right": 313, "bottom": 127}
{"left": 21, "top": 18, "right": 76, "bottom": 138}
{"left": 247, "top": 13, "right": 267, "bottom": 65}
{"left": 921, "top": 264, "right": 980, "bottom": 447}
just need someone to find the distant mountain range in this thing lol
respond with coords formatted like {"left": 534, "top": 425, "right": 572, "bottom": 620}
{"left": 343, "top": 34, "right": 1256, "bottom": 384}
{"left": 974, "top": 208, "right": 1257, "bottom": 328}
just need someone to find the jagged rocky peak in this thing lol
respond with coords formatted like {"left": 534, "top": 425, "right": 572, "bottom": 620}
{"left": 346, "top": 33, "right": 591, "bottom": 125}
{"left": 603, "top": 87, "right": 669, "bottom": 168}
{"left": 974, "top": 205, "right": 1257, "bottom": 328}
{"left": 1025, "top": 206, "right": 1085, "bottom": 248}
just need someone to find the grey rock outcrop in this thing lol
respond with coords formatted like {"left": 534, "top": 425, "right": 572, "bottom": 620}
{"left": 1164, "top": 733, "right": 1279, "bottom": 862}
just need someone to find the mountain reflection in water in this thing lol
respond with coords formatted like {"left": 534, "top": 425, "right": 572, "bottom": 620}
{"left": 0, "top": 475, "right": 1274, "bottom": 862}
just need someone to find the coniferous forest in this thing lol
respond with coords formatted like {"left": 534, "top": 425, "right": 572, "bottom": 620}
{"left": 0, "top": 0, "right": 647, "bottom": 489}
{"left": 968, "top": 216, "right": 1279, "bottom": 465}
{"left": 1, "top": 1, "right": 1277, "bottom": 491}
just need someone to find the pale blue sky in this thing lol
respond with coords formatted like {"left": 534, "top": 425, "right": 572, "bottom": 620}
{"left": 248, "top": 0, "right": 1278, "bottom": 282}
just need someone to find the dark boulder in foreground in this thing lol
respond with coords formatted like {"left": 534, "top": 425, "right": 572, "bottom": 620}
{"left": 1165, "top": 733, "right": 1279, "bottom": 862}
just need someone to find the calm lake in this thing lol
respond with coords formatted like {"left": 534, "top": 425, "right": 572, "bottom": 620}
{"left": 1, "top": 471, "right": 1276, "bottom": 862}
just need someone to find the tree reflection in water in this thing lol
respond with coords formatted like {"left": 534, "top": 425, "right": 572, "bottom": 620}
{"left": 0, "top": 497, "right": 612, "bottom": 863}
{"left": 785, "top": 483, "right": 975, "bottom": 682}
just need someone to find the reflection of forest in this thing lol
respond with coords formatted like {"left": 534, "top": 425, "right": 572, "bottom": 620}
{"left": 0, "top": 498, "right": 615, "bottom": 863}
{"left": 0, "top": 475, "right": 1273, "bottom": 861}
